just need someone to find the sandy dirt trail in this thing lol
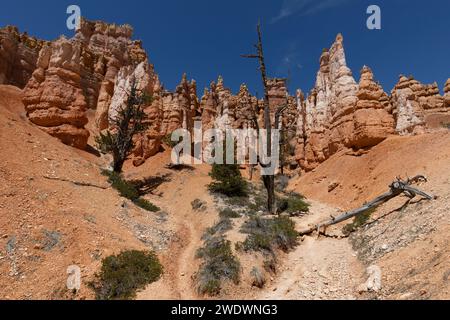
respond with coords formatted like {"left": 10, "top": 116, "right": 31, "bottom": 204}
{"left": 259, "top": 200, "right": 366, "bottom": 300}
{"left": 137, "top": 164, "right": 217, "bottom": 300}
{"left": 137, "top": 165, "right": 366, "bottom": 300}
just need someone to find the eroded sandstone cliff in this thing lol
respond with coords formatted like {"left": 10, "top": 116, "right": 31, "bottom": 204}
{"left": 1, "top": 19, "right": 448, "bottom": 169}
{"left": 0, "top": 26, "right": 48, "bottom": 88}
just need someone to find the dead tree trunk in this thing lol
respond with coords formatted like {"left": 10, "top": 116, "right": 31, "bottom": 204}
{"left": 298, "top": 176, "right": 436, "bottom": 236}
{"left": 242, "top": 22, "right": 277, "bottom": 214}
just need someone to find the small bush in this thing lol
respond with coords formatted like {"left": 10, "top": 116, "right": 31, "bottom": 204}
{"left": 250, "top": 267, "right": 266, "bottom": 288}
{"left": 90, "top": 250, "right": 163, "bottom": 300}
{"left": 209, "top": 164, "right": 247, "bottom": 197}
{"left": 342, "top": 208, "right": 375, "bottom": 236}
{"left": 102, "top": 170, "right": 160, "bottom": 212}
{"left": 219, "top": 208, "right": 240, "bottom": 219}
{"left": 263, "top": 257, "right": 277, "bottom": 274}
{"left": 241, "top": 216, "right": 298, "bottom": 253}
{"left": 196, "top": 237, "right": 240, "bottom": 296}
{"left": 277, "top": 193, "right": 310, "bottom": 215}
{"left": 103, "top": 170, "right": 139, "bottom": 200}
{"left": 133, "top": 198, "right": 160, "bottom": 212}
{"left": 442, "top": 122, "right": 450, "bottom": 129}
{"left": 203, "top": 218, "right": 233, "bottom": 239}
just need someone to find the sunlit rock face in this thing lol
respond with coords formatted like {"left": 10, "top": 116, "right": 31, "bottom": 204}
{"left": 391, "top": 75, "right": 446, "bottom": 135}
{"left": 21, "top": 18, "right": 153, "bottom": 150}
{"left": 0, "top": 26, "right": 48, "bottom": 88}
{"left": 297, "top": 34, "right": 361, "bottom": 170}
{"left": 9, "top": 18, "right": 449, "bottom": 167}
{"left": 352, "top": 66, "right": 394, "bottom": 148}
{"left": 22, "top": 37, "right": 90, "bottom": 149}
{"left": 445, "top": 79, "right": 450, "bottom": 108}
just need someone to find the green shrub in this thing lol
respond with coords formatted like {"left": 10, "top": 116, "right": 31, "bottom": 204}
{"left": 286, "top": 195, "right": 310, "bottom": 214}
{"left": 209, "top": 164, "right": 247, "bottom": 197}
{"left": 203, "top": 218, "right": 233, "bottom": 239}
{"left": 196, "top": 237, "right": 241, "bottom": 296}
{"left": 102, "top": 170, "right": 160, "bottom": 212}
{"left": 133, "top": 198, "right": 160, "bottom": 212}
{"left": 241, "top": 216, "right": 298, "bottom": 253}
{"left": 219, "top": 208, "right": 241, "bottom": 219}
{"left": 243, "top": 233, "right": 272, "bottom": 252}
{"left": 103, "top": 170, "right": 139, "bottom": 200}
{"left": 250, "top": 267, "right": 266, "bottom": 288}
{"left": 277, "top": 193, "right": 310, "bottom": 215}
{"left": 90, "top": 250, "right": 163, "bottom": 300}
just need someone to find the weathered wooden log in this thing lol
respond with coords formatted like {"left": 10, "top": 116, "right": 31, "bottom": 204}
{"left": 298, "top": 175, "right": 435, "bottom": 236}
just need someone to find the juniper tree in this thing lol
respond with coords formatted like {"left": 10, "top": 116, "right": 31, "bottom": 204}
{"left": 96, "top": 81, "right": 151, "bottom": 173}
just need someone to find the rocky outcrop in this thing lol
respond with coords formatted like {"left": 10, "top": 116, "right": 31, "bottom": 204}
{"left": 391, "top": 75, "right": 445, "bottom": 135}
{"left": 21, "top": 18, "right": 154, "bottom": 149}
{"left": 297, "top": 35, "right": 397, "bottom": 170}
{"left": 298, "top": 34, "right": 360, "bottom": 170}
{"left": 160, "top": 73, "right": 200, "bottom": 136}
{"left": 295, "top": 34, "right": 448, "bottom": 171}
{"left": 74, "top": 18, "right": 148, "bottom": 129}
{"left": 352, "top": 66, "right": 394, "bottom": 148}
{"left": 445, "top": 79, "right": 450, "bottom": 108}
{"left": 22, "top": 37, "right": 90, "bottom": 149}
{"left": 0, "top": 26, "right": 47, "bottom": 88}
{"left": 6, "top": 18, "right": 448, "bottom": 167}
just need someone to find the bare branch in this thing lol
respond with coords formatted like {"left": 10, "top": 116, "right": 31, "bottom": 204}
{"left": 298, "top": 176, "right": 436, "bottom": 236}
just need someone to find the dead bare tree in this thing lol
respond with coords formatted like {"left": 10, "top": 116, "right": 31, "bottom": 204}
{"left": 298, "top": 175, "right": 436, "bottom": 236}
{"left": 242, "top": 22, "right": 282, "bottom": 214}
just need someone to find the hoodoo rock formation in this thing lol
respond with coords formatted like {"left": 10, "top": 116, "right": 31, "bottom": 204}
{"left": 295, "top": 34, "right": 448, "bottom": 171}
{"left": 0, "top": 26, "right": 48, "bottom": 88}
{"left": 21, "top": 18, "right": 152, "bottom": 149}
{"left": 0, "top": 19, "right": 448, "bottom": 169}
{"left": 445, "top": 79, "right": 450, "bottom": 108}
{"left": 391, "top": 76, "right": 446, "bottom": 135}
{"left": 22, "top": 38, "right": 90, "bottom": 149}
{"left": 352, "top": 66, "right": 394, "bottom": 148}
{"left": 296, "top": 34, "right": 361, "bottom": 170}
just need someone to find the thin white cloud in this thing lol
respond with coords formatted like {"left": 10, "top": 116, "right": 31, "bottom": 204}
{"left": 271, "top": 0, "right": 353, "bottom": 23}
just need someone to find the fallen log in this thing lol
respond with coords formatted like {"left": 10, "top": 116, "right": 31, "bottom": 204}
{"left": 298, "top": 175, "right": 436, "bottom": 236}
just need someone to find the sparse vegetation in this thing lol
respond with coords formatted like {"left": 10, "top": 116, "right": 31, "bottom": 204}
{"left": 203, "top": 218, "right": 233, "bottom": 238}
{"left": 277, "top": 192, "right": 310, "bottom": 215}
{"left": 240, "top": 216, "right": 298, "bottom": 253}
{"left": 102, "top": 170, "right": 160, "bottom": 212}
{"left": 441, "top": 122, "right": 450, "bottom": 129}
{"left": 90, "top": 250, "right": 163, "bottom": 300}
{"left": 196, "top": 215, "right": 241, "bottom": 296}
{"left": 209, "top": 162, "right": 248, "bottom": 197}
{"left": 263, "top": 257, "right": 277, "bottom": 274}
{"left": 133, "top": 198, "right": 160, "bottom": 212}
{"left": 96, "top": 81, "right": 151, "bottom": 173}
{"left": 219, "top": 208, "right": 241, "bottom": 219}
{"left": 250, "top": 267, "right": 266, "bottom": 288}
{"left": 342, "top": 207, "right": 376, "bottom": 236}
{"left": 196, "top": 236, "right": 241, "bottom": 296}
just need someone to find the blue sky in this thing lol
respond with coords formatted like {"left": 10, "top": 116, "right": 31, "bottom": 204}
{"left": 1, "top": 0, "right": 449, "bottom": 96}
